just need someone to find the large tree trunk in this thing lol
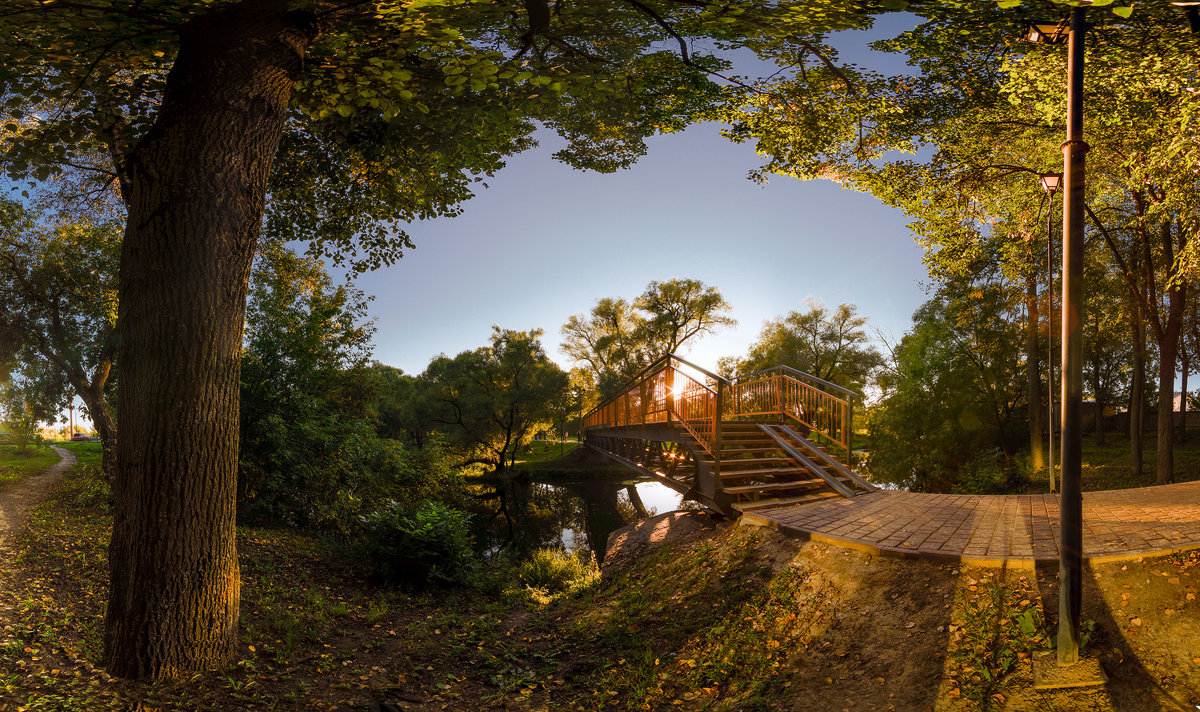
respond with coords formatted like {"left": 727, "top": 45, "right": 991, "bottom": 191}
{"left": 1179, "top": 347, "right": 1189, "bottom": 444}
{"left": 105, "top": 6, "right": 313, "bottom": 680}
{"left": 1025, "top": 276, "right": 1045, "bottom": 470}
{"left": 1156, "top": 328, "right": 1180, "bottom": 485}
{"left": 1154, "top": 265, "right": 1185, "bottom": 485}
{"left": 1129, "top": 302, "right": 1146, "bottom": 477}
{"left": 83, "top": 388, "right": 118, "bottom": 485}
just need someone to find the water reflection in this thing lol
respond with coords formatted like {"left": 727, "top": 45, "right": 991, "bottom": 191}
{"left": 469, "top": 476, "right": 695, "bottom": 562}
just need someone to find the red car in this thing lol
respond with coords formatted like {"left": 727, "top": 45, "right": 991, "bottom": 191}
{"left": 69, "top": 433, "right": 89, "bottom": 442}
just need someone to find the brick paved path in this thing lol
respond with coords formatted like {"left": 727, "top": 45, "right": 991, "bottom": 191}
{"left": 741, "top": 480, "right": 1200, "bottom": 567}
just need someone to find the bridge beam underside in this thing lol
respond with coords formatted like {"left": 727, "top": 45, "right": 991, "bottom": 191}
{"left": 584, "top": 424, "right": 731, "bottom": 516}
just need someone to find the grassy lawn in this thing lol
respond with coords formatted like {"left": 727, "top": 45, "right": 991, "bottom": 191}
{"left": 514, "top": 439, "right": 578, "bottom": 465}
{"left": 55, "top": 441, "right": 103, "bottom": 467}
{"left": 0, "top": 444, "right": 60, "bottom": 487}
{"left": 1022, "top": 428, "right": 1200, "bottom": 493}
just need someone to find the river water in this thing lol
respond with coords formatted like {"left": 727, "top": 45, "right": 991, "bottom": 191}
{"left": 468, "top": 474, "right": 695, "bottom": 563}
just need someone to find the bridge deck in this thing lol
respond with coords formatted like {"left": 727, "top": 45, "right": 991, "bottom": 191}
{"left": 741, "top": 480, "right": 1200, "bottom": 567}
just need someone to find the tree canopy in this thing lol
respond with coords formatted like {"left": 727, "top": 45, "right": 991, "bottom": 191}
{"left": 421, "top": 327, "right": 568, "bottom": 472}
{"left": 0, "top": 199, "right": 120, "bottom": 477}
{"left": 725, "top": 299, "right": 881, "bottom": 395}
{"left": 561, "top": 277, "right": 733, "bottom": 394}
{"left": 0, "top": 0, "right": 878, "bottom": 678}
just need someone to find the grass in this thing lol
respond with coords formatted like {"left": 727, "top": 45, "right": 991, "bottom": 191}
{"left": 3, "top": 454, "right": 1197, "bottom": 711}
{"left": 0, "top": 444, "right": 60, "bottom": 486}
{"left": 1021, "top": 427, "right": 1200, "bottom": 493}
{"left": 513, "top": 440, "right": 578, "bottom": 465}
{"left": 56, "top": 441, "right": 103, "bottom": 467}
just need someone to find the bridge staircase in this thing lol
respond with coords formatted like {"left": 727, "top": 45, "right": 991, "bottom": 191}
{"left": 717, "top": 422, "right": 873, "bottom": 513}
{"left": 581, "top": 355, "right": 875, "bottom": 518}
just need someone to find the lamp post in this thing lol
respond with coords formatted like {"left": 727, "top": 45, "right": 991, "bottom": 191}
{"left": 1057, "top": 6, "right": 1088, "bottom": 668}
{"left": 1025, "top": 8, "right": 1098, "bottom": 679}
{"left": 1040, "top": 172, "right": 1062, "bottom": 494}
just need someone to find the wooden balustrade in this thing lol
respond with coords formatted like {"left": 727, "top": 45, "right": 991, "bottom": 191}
{"left": 583, "top": 357, "right": 854, "bottom": 463}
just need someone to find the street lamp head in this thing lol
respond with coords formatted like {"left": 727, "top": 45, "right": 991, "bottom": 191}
{"left": 1024, "top": 20, "right": 1070, "bottom": 44}
{"left": 1040, "top": 172, "right": 1063, "bottom": 194}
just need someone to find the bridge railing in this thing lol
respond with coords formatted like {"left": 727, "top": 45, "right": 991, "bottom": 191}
{"left": 582, "top": 357, "right": 855, "bottom": 464}
{"left": 728, "top": 365, "right": 854, "bottom": 463}
{"left": 581, "top": 354, "right": 728, "bottom": 457}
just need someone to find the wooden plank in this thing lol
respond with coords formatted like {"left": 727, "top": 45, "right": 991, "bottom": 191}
{"left": 719, "top": 466, "right": 808, "bottom": 478}
{"left": 732, "top": 491, "right": 842, "bottom": 512}
{"left": 758, "top": 425, "right": 855, "bottom": 497}
{"left": 724, "top": 479, "right": 827, "bottom": 494}
{"left": 771, "top": 424, "right": 875, "bottom": 493}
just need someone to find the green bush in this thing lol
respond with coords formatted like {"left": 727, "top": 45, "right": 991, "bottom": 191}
{"left": 953, "top": 449, "right": 1026, "bottom": 494}
{"left": 360, "top": 500, "right": 477, "bottom": 588}
{"left": 67, "top": 463, "right": 112, "bottom": 510}
{"left": 515, "top": 547, "right": 597, "bottom": 595}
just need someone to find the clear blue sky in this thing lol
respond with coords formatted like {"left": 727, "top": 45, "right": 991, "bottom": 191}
{"left": 357, "top": 15, "right": 931, "bottom": 375}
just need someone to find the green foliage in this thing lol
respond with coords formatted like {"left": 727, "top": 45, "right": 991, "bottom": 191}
{"left": 64, "top": 463, "right": 111, "bottom": 511}
{"left": 867, "top": 286, "right": 1026, "bottom": 492}
{"left": 0, "top": 0, "right": 875, "bottom": 272}
{"left": 0, "top": 198, "right": 120, "bottom": 477}
{"left": 360, "top": 500, "right": 477, "bottom": 588}
{"left": 417, "top": 327, "right": 569, "bottom": 471}
{"left": 0, "top": 443, "right": 57, "bottom": 485}
{"left": 0, "top": 367, "right": 54, "bottom": 454}
{"left": 944, "top": 571, "right": 1047, "bottom": 706}
{"left": 561, "top": 278, "right": 734, "bottom": 395}
{"left": 725, "top": 298, "right": 882, "bottom": 394}
{"left": 953, "top": 449, "right": 1025, "bottom": 495}
{"left": 239, "top": 245, "right": 463, "bottom": 535}
{"left": 514, "top": 547, "right": 597, "bottom": 596}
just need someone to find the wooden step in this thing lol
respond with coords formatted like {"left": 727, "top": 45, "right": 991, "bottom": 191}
{"left": 709, "top": 438, "right": 780, "bottom": 446}
{"left": 715, "top": 456, "right": 792, "bottom": 465}
{"left": 733, "top": 491, "right": 843, "bottom": 512}
{"left": 723, "top": 478, "right": 827, "bottom": 495}
{"left": 719, "top": 466, "right": 809, "bottom": 479}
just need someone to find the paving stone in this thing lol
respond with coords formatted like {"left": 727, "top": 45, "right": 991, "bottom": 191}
{"left": 748, "top": 481, "right": 1200, "bottom": 565}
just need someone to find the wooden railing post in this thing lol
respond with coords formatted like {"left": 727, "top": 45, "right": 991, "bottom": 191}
{"left": 666, "top": 365, "right": 675, "bottom": 423}
{"left": 845, "top": 396, "right": 854, "bottom": 468}
{"left": 775, "top": 368, "right": 784, "bottom": 422}
{"left": 713, "top": 380, "right": 724, "bottom": 478}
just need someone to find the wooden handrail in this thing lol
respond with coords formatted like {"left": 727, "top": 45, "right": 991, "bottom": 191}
{"left": 582, "top": 357, "right": 854, "bottom": 467}
{"left": 582, "top": 353, "right": 725, "bottom": 424}
{"left": 733, "top": 364, "right": 854, "bottom": 399}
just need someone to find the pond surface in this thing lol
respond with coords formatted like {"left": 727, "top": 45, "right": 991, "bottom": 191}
{"left": 468, "top": 473, "right": 698, "bottom": 563}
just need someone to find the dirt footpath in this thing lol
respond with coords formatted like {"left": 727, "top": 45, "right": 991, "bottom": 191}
{"left": 0, "top": 446, "right": 73, "bottom": 555}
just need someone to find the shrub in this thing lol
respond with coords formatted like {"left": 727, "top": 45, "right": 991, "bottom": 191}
{"left": 953, "top": 449, "right": 1026, "bottom": 494}
{"left": 67, "top": 463, "right": 112, "bottom": 511}
{"left": 515, "top": 547, "right": 598, "bottom": 596}
{"left": 360, "top": 500, "right": 476, "bottom": 588}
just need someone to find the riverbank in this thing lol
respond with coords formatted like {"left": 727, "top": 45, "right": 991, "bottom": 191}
{"left": 1, "top": 460, "right": 1197, "bottom": 710}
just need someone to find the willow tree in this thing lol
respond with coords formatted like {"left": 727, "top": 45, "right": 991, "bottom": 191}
{"left": 0, "top": 0, "right": 881, "bottom": 678}
{"left": 561, "top": 277, "right": 734, "bottom": 394}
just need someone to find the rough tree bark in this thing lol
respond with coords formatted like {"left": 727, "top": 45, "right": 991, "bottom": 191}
{"left": 1130, "top": 323, "right": 1145, "bottom": 475}
{"left": 1024, "top": 275, "right": 1045, "bottom": 470}
{"left": 105, "top": 3, "right": 317, "bottom": 679}
{"left": 1146, "top": 218, "right": 1185, "bottom": 486}
{"left": 1179, "top": 344, "right": 1189, "bottom": 444}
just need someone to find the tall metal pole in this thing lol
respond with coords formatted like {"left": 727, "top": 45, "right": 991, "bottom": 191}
{"left": 1058, "top": 6, "right": 1089, "bottom": 667}
{"left": 1047, "top": 199, "right": 1056, "bottom": 494}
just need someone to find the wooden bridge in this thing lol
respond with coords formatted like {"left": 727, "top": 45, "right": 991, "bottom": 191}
{"left": 581, "top": 355, "right": 875, "bottom": 518}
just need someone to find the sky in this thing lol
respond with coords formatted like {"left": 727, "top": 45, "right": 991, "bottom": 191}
{"left": 356, "top": 15, "right": 931, "bottom": 376}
